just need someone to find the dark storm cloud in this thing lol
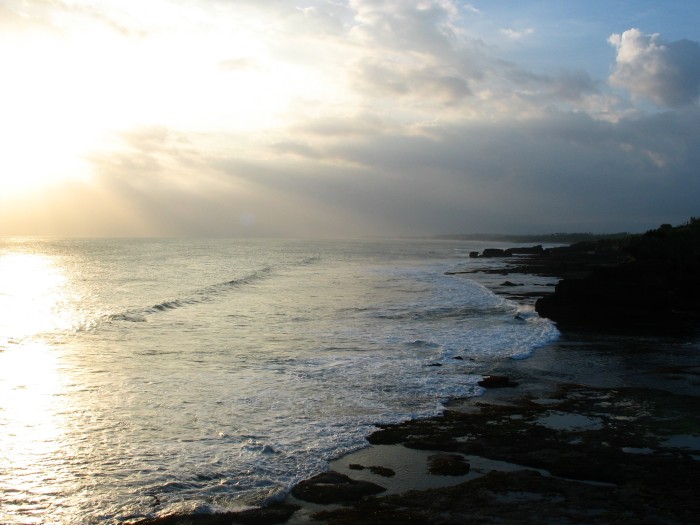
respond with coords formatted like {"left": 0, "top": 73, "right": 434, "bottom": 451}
{"left": 269, "top": 108, "right": 700, "bottom": 233}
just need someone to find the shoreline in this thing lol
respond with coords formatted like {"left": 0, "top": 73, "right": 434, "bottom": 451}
{"left": 281, "top": 330, "right": 700, "bottom": 524}
{"left": 132, "top": 243, "right": 700, "bottom": 525}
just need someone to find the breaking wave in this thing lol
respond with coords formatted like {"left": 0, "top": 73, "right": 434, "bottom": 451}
{"left": 106, "top": 257, "right": 320, "bottom": 325}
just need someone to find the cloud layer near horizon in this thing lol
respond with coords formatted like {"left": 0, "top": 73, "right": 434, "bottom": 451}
{"left": 2, "top": 1, "right": 700, "bottom": 236}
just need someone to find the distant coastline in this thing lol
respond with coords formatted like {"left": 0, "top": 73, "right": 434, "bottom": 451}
{"left": 433, "top": 231, "right": 630, "bottom": 244}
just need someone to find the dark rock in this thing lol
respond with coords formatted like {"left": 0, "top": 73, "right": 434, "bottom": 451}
{"left": 427, "top": 362, "right": 442, "bottom": 367}
{"left": 500, "top": 280, "right": 519, "bottom": 286}
{"left": 478, "top": 375, "right": 519, "bottom": 388}
{"left": 504, "top": 245, "right": 544, "bottom": 256}
{"left": 347, "top": 464, "right": 395, "bottom": 477}
{"left": 368, "top": 466, "right": 396, "bottom": 477}
{"left": 531, "top": 219, "right": 700, "bottom": 332}
{"left": 290, "top": 471, "right": 385, "bottom": 504}
{"left": 534, "top": 265, "right": 682, "bottom": 330}
{"left": 481, "top": 248, "right": 511, "bottom": 258}
{"left": 469, "top": 251, "right": 480, "bottom": 258}
{"left": 428, "top": 454, "right": 471, "bottom": 476}
{"left": 132, "top": 503, "right": 300, "bottom": 525}
{"left": 331, "top": 384, "right": 700, "bottom": 524}
{"left": 453, "top": 356, "right": 464, "bottom": 360}
{"left": 231, "top": 504, "right": 301, "bottom": 525}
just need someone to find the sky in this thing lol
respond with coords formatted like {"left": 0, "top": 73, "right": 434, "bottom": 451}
{"left": 2, "top": 0, "right": 700, "bottom": 237}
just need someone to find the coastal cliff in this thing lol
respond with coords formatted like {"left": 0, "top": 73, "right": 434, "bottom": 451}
{"left": 534, "top": 219, "right": 700, "bottom": 331}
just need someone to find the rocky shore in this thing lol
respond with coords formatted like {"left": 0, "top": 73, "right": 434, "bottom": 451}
{"left": 462, "top": 218, "right": 700, "bottom": 331}
{"left": 132, "top": 220, "right": 700, "bottom": 525}
{"left": 135, "top": 341, "right": 700, "bottom": 525}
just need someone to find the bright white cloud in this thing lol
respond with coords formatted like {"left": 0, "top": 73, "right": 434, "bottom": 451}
{"left": 609, "top": 28, "right": 700, "bottom": 107}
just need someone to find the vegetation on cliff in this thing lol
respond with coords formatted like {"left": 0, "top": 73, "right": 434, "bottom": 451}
{"left": 534, "top": 218, "right": 700, "bottom": 330}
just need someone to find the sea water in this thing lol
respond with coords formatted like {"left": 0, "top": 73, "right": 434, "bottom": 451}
{"left": 0, "top": 238, "right": 558, "bottom": 524}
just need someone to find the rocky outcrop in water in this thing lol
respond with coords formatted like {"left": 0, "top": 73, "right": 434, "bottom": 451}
{"left": 470, "top": 245, "right": 545, "bottom": 258}
{"left": 290, "top": 471, "right": 386, "bottom": 504}
{"left": 427, "top": 454, "right": 471, "bottom": 476}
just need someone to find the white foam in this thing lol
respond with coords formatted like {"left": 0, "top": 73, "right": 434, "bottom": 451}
{"left": 0, "top": 238, "right": 561, "bottom": 525}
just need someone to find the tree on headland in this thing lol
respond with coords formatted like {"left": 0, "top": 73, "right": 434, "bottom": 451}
{"left": 627, "top": 217, "right": 700, "bottom": 269}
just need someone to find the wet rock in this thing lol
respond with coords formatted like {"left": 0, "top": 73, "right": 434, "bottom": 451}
{"left": 369, "top": 466, "right": 396, "bottom": 477}
{"left": 428, "top": 454, "right": 471, "bottom": 476}
{"left": 504, "top": 245, "right": 545, "bottom": 256}
{"left": 231, "top": 504, "right": 301, "bottom": 525}
{"left": 481, "top": 248, "right": 511, "bottom": 258}
{"left": 290, "top": 471, "right": 385, "bottom": 504}
{"left": 342, "top": 384, "right": 700, "bottom": 524}
{"left": 478, "top": 375, "right": 519, "bottom": 388}
{"left": 501, "top": 280, "right": 520, "bottom": 286}
{"left": 132, "top": 503, "right": 300, "bottom": 525}
{"left": 347, "top": 464, "right": 395, "bottom": 477}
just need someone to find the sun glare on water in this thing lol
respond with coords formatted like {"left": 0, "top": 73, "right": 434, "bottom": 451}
{"left": 0, "top": 252, "right": 80, "bottom": 346}
{"left": 0, "top": 251, "right": 78, "bottom": 523}
{"left": 0, "top": 340, "right": 69, "bottom": 523}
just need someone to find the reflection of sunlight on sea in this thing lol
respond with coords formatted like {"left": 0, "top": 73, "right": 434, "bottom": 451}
{"left": 0, "top": 249, "right": 83, "bottom": 524}
{"left": 0, "top": 341, "right": 72, "bottom": 525}
{"left": 0, "top": 238, "right": 565, "bottom": 523}
{"left": 0, "top": 252, "right": 79, "bottom": 345}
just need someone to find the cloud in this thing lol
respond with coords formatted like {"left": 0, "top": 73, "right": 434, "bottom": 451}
{"left": 218, "top": 57, "right": 259, "bottom": 71}
{"left": 341, "top": 1, "right": 499, "bottom": 112}
{"left": 6, "top": 103, "right": 698, "bottom": 238}
{"left": 289, "top": 108, "right": 700, "bottom": 233}
{"left": 505, "top": 68, "right": 600, "bottom": 104}
{"left": 500, "top": 27, "right": 534, "bottom": 40}
{"left": 0, "top": 0, "right": 149, "bottom": 37}
{"left": 609, "top": 28, "right": 700, "bottom": 107}
{"left": 271, "top": 141, "right": 322, "bottom": 159}
{"left": 350, "top": 0, "right": 463, "bottom": 55}
{"left": 4, "top": 1, "right": 700, "bottom": 238}
{"left": 353, "top": 60, "right": 471, "bottom": 105}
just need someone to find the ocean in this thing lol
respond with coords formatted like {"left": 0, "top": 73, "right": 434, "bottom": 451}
{"left": 0, "top": 238, "right": 559, "bottom": 524}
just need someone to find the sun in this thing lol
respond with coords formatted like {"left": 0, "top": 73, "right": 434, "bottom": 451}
{"left": 0, "top": 252, "right": 76, "bottom": 343}
{"left": 0, "top": 30, "right": 104, "bottom": 197}
{"left": 0, "top": 123, "right": 94, "bottom": 197}
{"left": 0, "top": 4, "right": 295, "bottom": 199}
{"left": 0, "top": 0, "right": 348, "bottom": 213}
